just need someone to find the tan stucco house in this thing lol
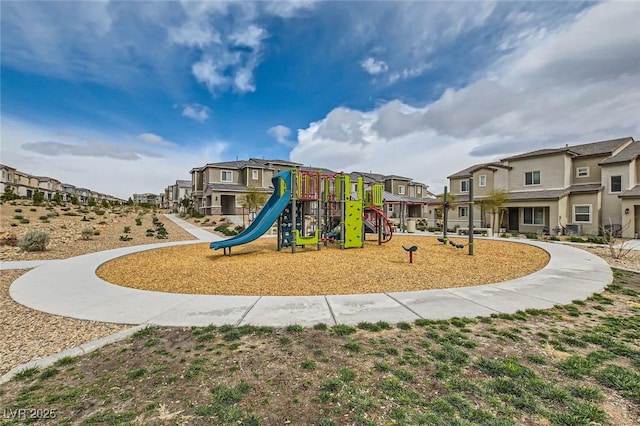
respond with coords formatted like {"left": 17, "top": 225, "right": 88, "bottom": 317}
{"left": 438, "top": 137, "right": 640, "bottom": 237}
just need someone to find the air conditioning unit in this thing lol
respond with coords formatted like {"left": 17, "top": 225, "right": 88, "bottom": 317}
{"left": 565, "top": 224, "right": 583, "bottom": 236}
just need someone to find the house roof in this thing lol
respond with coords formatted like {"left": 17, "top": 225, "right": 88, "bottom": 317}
{"left": 249, "top": 158, "right": 302, "bottom": 167}
{"left": 176, "top": 180, "right": 191, "bottom": 188}
{"left": 619, "top": 185, "right": 640, "bottom": 198}
{"left": 599, "top": 139, "right": 640, "bottom": 165}
{"left": 501, "top": 137, "right": 633, "bottom": 162}
{"left": 447, "top": 162, "right": 508, "bottom": 179}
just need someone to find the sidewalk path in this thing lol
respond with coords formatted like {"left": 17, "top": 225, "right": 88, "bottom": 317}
{"left": 9, "top": 234, "right": 613, "bottom": 326}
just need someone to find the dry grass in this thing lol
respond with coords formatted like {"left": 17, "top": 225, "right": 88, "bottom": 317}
{"left": 96, "top": 236, "right": 549, "bottom": 296}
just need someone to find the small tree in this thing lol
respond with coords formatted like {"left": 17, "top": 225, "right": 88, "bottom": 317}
{"left": 601, "top": 220, "right": 633, "bottom": 260}
{"left": 482, "top": 189, "right": 509, "bottom": 233}
{"left": 70, "top": 195, "right": 79, "bottom": 205}
{"left": 238, "top": 187, "right": 269, "bottom": 227}
{"left": 1, "top": 186, "right": 19, "bottom": 202}
{"left": 101, "top": 199, "right": 110, "bottom": 208}
{"left": 181, "top": 196, "right": 192, "bottom": 214}
{"left": 88, "top": 197, "right": 96, "bottom": 207}
{"left": 52, "top": 192, "right": 63, "bottom": 204}
{"left": 434, "top": 192, "right": 456, "bottom": 228}
{"left": 32, "top": 190, "right": 45, "bottom": 206}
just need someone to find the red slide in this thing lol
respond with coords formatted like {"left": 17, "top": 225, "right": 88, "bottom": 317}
{"left": 364, "top": 206, "right": 393, "bottom": 243}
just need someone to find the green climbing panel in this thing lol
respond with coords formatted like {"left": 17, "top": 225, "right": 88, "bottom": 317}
{"left": 344, "top": 201, "right": 363, "bottom": 248}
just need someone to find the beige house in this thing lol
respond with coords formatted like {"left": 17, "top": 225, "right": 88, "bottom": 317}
{"left": 164, "top": 180, "right": 192, "bottom": 212}
{"left": 1, "top": 164, "right": 120, "bottom": 204}
{"left": 190, "top": 159, "right": 301, "bottom": 215}
{"left": 438, "top": 136, "right": 640, "bottom": 237}
{"left": 350, "top": 171, "right": 435, "bottom": 220}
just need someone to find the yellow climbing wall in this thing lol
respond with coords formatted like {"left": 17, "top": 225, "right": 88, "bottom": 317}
{"left": 344, "top": 201, "right": 363, "bottom": 248}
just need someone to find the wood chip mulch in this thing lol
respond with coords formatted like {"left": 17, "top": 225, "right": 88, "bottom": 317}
{"left": 96, "top": 236, "right": 550, "bottom": 296}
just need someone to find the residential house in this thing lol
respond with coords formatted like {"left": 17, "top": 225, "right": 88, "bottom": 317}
{"left": 165, "top": 180, "right": 192, "bottom": 212}
{"left": 132, "top": 193, "right": 159, "bottom": 205}
{"left": 0, "top": 164, "right": 121, "bottom": 204}
{"left": 350, "top": 171, "right": 435, "bottom": 220}
{"left": 441, "top": 137, "right": 640, "bottom": 237}
{"left": 190, "top": 159, "right": 301, "bottom": 215}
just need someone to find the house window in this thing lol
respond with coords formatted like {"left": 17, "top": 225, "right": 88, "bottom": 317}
{"left": 523, "top": 207, "right": 544, "bottom": 225}
{"left": 573, "top": 205, "right": 591, "bottom": 223}
{"left": 576, "top": 167, "right": 590, "bottom": 178}
{"left": 479, "top": 175, "right": 487, "bottom": 187}
{"left": 610, "top": 175, "right": 622, "bottom": 193}
{"left": 458, "top": 206, "right": 468, "bottom": 217}
{"left": 252, "top": 170, "right": 259, "bottom": 180}
{"left": 460, "top": 180, "right": 469, "bottom": 192}
{"left": 221, "top": 171, "right": 233, "bottom": 182}
{"left": 398, "top": 185, "right": 405, "bottom": 195}
{"left": 417, "top": 186, "right": 421, "bottom": 194}
{"left": 525, "top": 171, "right": 541, "bottom": 186}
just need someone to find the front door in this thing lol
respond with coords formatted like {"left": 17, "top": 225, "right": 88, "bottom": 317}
{"left": 508, "top": 208, "right": 519, "bottom": 232}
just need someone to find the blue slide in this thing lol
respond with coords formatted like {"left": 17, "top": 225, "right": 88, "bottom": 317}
{"left": 210, "top": 170, "right": 291, "bottom": 252}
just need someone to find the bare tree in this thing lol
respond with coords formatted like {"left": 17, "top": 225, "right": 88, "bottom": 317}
{"left": 601, "top": 219, "right": 633, "bottom": 260}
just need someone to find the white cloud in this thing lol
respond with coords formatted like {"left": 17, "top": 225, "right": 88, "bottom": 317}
{"left": 230, "top": 25, "right": 268, "bottom": 50}
{"left": 267, "top": 125, "right": 295, "bottom": 148}
{"left": 168, "top": 21, "right": 221, "bottom": 48}
{"left": 291, "top": 1, "right": 640, "bottom": 194}
{"left": 137, "top": 133, "right": 177, "bottom": 147}
{"left": 2, "top": 116, "right": 226, "bottom": 199}
{"left": 360, "top": 57, "right": 388, "bottom": 75}
{"left": 181, "top": 104, "right": 211, "bottom": 123}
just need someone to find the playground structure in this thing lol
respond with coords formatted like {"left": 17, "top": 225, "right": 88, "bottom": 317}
{"left": 210, "top": 169, "right": 394, "bottom": 255}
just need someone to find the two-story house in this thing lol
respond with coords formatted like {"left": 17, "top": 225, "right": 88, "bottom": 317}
{"left": 190, "top": 159, "right": 301, "bottom": 215}
{"left": 164, "top": 180, "right": 192, "bottom": 213}
{"left": 443, "top": 136, "right": 639, "bottom": 237}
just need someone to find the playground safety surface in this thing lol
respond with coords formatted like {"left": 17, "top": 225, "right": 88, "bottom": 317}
{"left": 97, "top": 237, "right": 550, "bottom": 296}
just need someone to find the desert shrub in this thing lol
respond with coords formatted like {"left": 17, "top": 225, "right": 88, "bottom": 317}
{"left": 81, "top": 227, "right": 94, "bottom": 240}
{"left": 14, "top": 208, "right": 22, "bottom": 213}
{"left": 549, "top": 236, "right": 560, "bottom": 241}
{"left": 587, "top": 236, "right": 606, "bottom": 244}
{"left": 30, "top": 208, "right": 37, "bottom": 212}
{"left": 13, "top": 215, "right": 24, "bottom": 220}
{"left": 123, "top": 226, "right": 131, "bottom": 233}
{"left": 18, "top": 230, "right": 50, "bottom": 252}
{"left": 20, "top": 218, "right": 30, "bottom": 224}
{"left": 135, "top": 218, "right": 142, "bottom": 226}
{"left": 525, "top": 232, "right": 538, "bottom": 239}
{"left": 569, "top": 236, "right": 587, "bottom": 243}
{"left": 47, "top": 211, "right": 58, "bottom": 217}
{"left": 39, "top": 215, "right": 50, "bottom": 221}
{"left": 94, "top": 209, "right": 106, "bottom": 216}
{"left": 93, "top": 230, "right": 100, "bottom": 236}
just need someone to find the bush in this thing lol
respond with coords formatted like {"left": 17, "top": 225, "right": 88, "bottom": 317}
{"left": 18, "top": 230, "right": 50, "bottom": 252}
{"left": 81, "top": 227, "right": 94, "bottom": 240}
{"left": 569, "top": 236, "right": 587, "bottom": 243}
{"left": 94, "top": 209, "right": 106, "bottom": 216}
{"left": 135, "top": 218, "right": 142, "bottom": 226}
{"left": 525, "top": 232, "right": 538, "bottom": 239}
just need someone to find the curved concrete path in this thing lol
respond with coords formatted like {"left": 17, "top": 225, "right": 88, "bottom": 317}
{"left": 9, "top": 217, "right": 612, "bottom": 327}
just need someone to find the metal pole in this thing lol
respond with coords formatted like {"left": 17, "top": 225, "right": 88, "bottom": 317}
{"left": 291, "top": 170, "right": 297, "bottom": 254}
{"left": 317, "top": 171, "right": 322, "bottom": 251}
{"left": 340, "top": 177, "right": 345, "bottom": 250}
{"left": 468, "top": 177, "right": 474, "bottom": 256}
{"left": 443, "top": 186, "right": 448, "bottom": 242}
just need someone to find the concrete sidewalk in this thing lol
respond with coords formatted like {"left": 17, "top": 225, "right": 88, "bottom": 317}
{"left": 164, "top": 213, "right": 223, "bottom": 242}
{"left": 9, "top": 236, "right": 612, "bottom": 326}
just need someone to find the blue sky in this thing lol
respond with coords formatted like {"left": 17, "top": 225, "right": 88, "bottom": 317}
{"left": 2, "top": 1, "right": 639, "bottom": 199}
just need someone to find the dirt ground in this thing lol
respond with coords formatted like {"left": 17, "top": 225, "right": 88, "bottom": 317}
{"left": 0, "top": 202, "right": 194, "bottom": 261}
{"left": 97, "top": 236, "right": 550, "bottom": 296}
